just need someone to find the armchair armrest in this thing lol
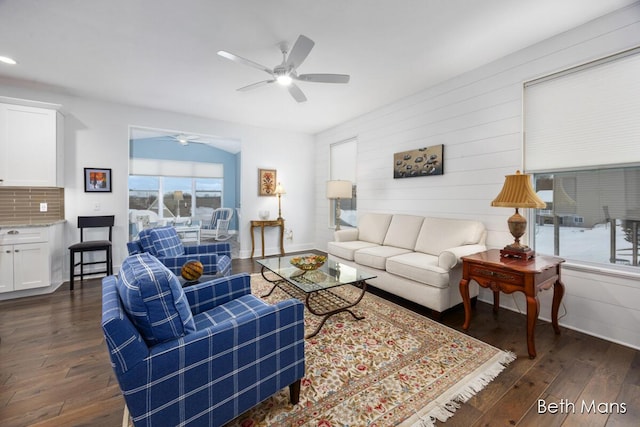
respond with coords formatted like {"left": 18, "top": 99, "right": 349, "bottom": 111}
{"left": 184, "top": 273, "right": 251, "bottom": 315}
{"left": 438, "top": 244, "right": 487, "bottom": 270}
{"left": 101, "top": 276, "right": 149, "bottom": 376}
{"left": 127, "top": 240, "right": 143, "bottom": 255}
{"left": 334, "top": 228, "right": 359, "bottom": 242}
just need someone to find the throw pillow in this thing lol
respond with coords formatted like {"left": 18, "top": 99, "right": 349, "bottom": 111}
{"left": 117, "top": 253, "right": 196, "bottom": 345}
{"left": 148, "top": 226, "right": 185, "bottom": 257}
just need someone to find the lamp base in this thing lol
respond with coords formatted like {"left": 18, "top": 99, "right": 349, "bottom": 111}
{"left": 500, "top": 246, "right": 535, "bottom": 260}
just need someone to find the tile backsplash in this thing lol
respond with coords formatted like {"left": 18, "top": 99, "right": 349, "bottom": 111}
{"left": 0, "top": 187, "right": 64, "bottom": 224}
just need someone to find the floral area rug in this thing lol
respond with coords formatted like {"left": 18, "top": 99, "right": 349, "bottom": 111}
{"left": 226, "top": 274, "right": 515, "bottom": 427}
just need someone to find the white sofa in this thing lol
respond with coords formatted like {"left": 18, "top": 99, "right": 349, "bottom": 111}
{"left": 327, "top": 213, "right": 486, "bottom": 316}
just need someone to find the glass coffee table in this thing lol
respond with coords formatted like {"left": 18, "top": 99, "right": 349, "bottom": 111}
{"left": 256, "top": 254, "right": 376, "bottom": 338}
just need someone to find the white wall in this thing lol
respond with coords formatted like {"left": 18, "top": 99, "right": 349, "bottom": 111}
{"left": 314, "top": 4, "right": 640, "bottom": 349}
{"left": 0, "top": 80, "right": 315, "bottom": 277}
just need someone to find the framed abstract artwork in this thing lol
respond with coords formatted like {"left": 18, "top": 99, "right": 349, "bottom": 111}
{"left": 258, "top": 168, "right": 277, "bottom": 196}
{"left": 393, "top": 144, "right": 444, "bottom": 179}
{"left": 84, "top": 167, "right": 112, "bottom": 192}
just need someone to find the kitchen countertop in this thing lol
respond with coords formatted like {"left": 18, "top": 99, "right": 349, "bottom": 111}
{"left": 0, "top": 219, "right": 66, "bottom": 228}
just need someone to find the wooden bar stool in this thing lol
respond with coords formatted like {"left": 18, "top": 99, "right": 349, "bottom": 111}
{"left": 69, "top": 215, "right": 114, "bottom": 290}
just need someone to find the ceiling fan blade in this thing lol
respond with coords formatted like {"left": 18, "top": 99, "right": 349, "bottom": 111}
{"left": 296, "top": 73, "right": 350, "bottom": 84}
{"left": 284, "top": 35, "right": 314, "bottom": 69}
{"left": 287, "top": 83, "right": 307, "bottom": 103}
{"left": 217, "top": 50, "right": 273, "bottom": 75}
{"left": 237, "top": 80, "right": 275, "bottom": 91}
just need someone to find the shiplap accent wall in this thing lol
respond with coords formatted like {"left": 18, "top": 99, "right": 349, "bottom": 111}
{"left": 314, "top": 4, "right": 640, "bottom": 350}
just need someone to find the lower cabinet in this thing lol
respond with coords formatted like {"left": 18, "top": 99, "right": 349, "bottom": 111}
{"left": 0, "top": 242, "right": 49, "bottom": 292}
{"left": 0, "top": 226, "right": 58, "bottom": 294}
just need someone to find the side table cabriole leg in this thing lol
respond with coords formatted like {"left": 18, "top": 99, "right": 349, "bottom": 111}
{"left": 460, "top": 278, "right": 472, "bottom": 330}
{"left": 551, "top": 277, "right": 565, "bottom": 335}
{"left": 526, "top": 294, "right": 540, "bottom": 359}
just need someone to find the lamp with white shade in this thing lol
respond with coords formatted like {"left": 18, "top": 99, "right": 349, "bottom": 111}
{"left": 326, "top": 180, "right": 353, "bottom": 230}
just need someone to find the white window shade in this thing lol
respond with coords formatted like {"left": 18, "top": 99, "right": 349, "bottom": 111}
{"left": 130, "top": 158, "right": 223, "bottom": 178}
{"left": 524, "top": 48, "right": 640, "bottom": 172}
{"left": 330, "top": 138, "right": 357, "bottom": 181}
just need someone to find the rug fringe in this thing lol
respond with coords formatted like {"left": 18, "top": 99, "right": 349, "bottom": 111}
{"left": 408, "top": 350, "right": 517, "bottom": 427}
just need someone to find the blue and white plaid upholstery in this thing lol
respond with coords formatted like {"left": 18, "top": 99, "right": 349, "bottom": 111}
{"left": 127, "top": 226, "right": 232, "bottom": 277}
{"left": 117, "top": 253, "right": 196, "bottom": 345}
{"left": 102, "top": 266, "right": 305, "bottom": 427}
{"left": 148, "top": 226, "right": 185, "bottom": 257}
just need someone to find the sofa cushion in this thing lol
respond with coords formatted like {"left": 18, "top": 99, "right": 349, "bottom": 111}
{"left": 383, "top": 214, "right": 425, "bottom": 249}
{"left": 328, "top": 240, "right": 380, "bottom": 261}
{"left": 148, "top": 226, "right": 185, "bottom": 257}
{"left": 358, "top": 213, "right": 393, "bottom": 244}
{"left": 117, "top": 253, "right": 196, "bottom": 345}
{"left": 354, "top": 246, "right": 412, "bottom": 270}
{"left": 385, "top": 252, "right": 450, "bottom": 289}
{"left": 414, "top": 218, "right": 485, "bottom": 255}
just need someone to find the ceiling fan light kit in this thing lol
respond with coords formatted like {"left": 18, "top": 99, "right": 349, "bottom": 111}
{"left": 218, "top": 34, "right": 350, "bottom": 102}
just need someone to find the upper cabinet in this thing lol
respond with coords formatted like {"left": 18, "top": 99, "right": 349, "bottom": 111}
{"left": 0, "top": 99, "right": 64, "bottom": 187}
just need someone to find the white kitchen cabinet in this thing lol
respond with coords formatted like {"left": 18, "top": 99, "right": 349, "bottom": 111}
{"left": 0, "top": 242, "right": 49, "bottom": 292}
{"left": 0, "top": 99, "right": 64, "bottom": 187}
{"left": 0, "top": 226, "right": 54, "bottom": 293}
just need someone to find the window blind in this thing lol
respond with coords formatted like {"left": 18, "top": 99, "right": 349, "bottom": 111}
{"left": 524, "top": 48, "right": 640, "bottom": 172}
{"left": 130, "top": 158, "right": 223, "bottom": 178}
{"left": 330, "top": 138, "right": 357, "bottom": 181}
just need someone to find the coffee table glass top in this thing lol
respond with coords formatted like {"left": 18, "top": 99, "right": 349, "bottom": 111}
{"left": 256, "top": 253, "right": 375, "bottom": 293}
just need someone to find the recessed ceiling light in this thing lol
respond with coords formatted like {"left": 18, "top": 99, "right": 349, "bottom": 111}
{"left": 0, "top": 56, "right": 17, "bottom": 65}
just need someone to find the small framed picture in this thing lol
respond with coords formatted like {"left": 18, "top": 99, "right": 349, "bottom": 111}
{"left": 258, "top": 168, "right": 277, "bottom": 196}
{"left": 84, "top": 168, "right": 112, "bottom": 192}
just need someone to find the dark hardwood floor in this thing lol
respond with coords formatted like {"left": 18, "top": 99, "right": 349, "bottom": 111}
{"left": 1, "top": 253, "right": 638, "bottom": 426}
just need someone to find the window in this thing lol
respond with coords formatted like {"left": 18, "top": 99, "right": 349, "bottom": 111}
{"left": 525, "top": 48, "right": 640, "bottom": 270}
{"left": 128, "top": 176, "right": 159, "bottom": 214}
{"left": 534, "top": 167, "right": 640, "bottom": 268}
{"left": 329, "top": 138, "right": 357, "bottom": 228}
{"left": 128, "top": 175, "right": 222, "bottom": 222}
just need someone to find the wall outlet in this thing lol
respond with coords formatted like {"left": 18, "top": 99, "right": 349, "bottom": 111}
{"left": 39, "top": 202, "right": 48, "bottom": 212}
{"left": 285, "top": 229, "right": 293, "bottom": 241}
{"left": 94, "top": 203, "right": 101, "bottom": 211}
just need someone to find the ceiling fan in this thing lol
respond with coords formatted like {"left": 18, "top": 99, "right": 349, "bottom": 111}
{"left": 217, "top": 34, "right": 350, "bottom": 103}
{"left": 169, "top": 134, "right": 207, "bottom": 146}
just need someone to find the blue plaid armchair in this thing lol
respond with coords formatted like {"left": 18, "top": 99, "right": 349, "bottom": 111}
{"left": 127, "top": 226, "right": 232, "bottom": 277}
{"left": 102, "top": 253, "right": 305, "bottom": 427}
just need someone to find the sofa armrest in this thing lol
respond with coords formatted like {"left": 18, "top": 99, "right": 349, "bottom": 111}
{"left": 334, "top": 228, "right": 359, "bottom": 242}
{"left": 438, "top": 244, "right": 487, "bottom": 270}
{"left": 183, "top": 273, "right": 251, "bottom": 315}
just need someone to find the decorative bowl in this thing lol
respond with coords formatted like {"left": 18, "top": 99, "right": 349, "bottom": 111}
{"left": 258, "top": 210, "right": 270, "bottom": 220}
{"left": 290, "top": 255, "right": 327, "bottom": 271}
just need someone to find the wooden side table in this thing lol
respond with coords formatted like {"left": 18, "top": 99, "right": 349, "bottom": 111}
{"left": 459, "top": 249, "right": 565, "bottom": 358}
{"left": 250, "top": 218, "right": 285, "bottom": 258}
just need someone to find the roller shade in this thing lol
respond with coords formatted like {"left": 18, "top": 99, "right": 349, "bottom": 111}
{"left": 130, "top": 158, "right": 223, "bottom": 178}
{"left": 524, "top": 48, "right": 640, "bottom": 172}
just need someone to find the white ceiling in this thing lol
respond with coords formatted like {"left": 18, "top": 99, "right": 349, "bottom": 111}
{"left": 0, "top": 0, "right": 636, "bottom": 135}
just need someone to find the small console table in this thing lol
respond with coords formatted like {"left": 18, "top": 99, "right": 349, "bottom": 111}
{"left": 250, "top": 218, "right": 285, "bottom": 258}
{"left": 459, "top": 249, "right": 565, "bottom": 358}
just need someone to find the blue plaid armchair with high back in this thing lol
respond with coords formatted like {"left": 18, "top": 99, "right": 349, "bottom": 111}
{"left": 101, "top": 253, "right": 305, "bottom": 427}
{"left": 127, "top": 225, "right": 232, "bottom": 277}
